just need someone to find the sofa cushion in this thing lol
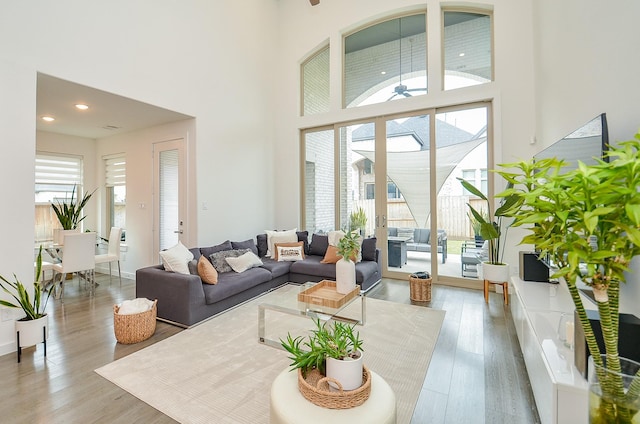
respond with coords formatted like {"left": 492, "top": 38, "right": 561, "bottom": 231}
{"left": 159, "top": 241, "right": 194, "bottom": 274}
{"left": 361, "top": 237, "right": 377, "bottom": 262}
{"left": 260, "top": 258, "right": 292, "bottom": 279}
{"left": 309, "top": 234, "right": 329, "bottom": 256}
{"left": 274, "top": 242, "right": 305, "bottom": 261}
{"left": 209, "top": 248, "right": 249, "bottom": 273}
{"left": 414, "top": 228, "right": 431, "bottom": 244}
{"left": 226, "top": 251, "right": 263, "bottom": 273}
{"left": 187, "top": 259, "right": 198, "bottom": 275}
{"left": 200, "top": 240, "right": 232, "bottom": 260}
{"left": 202, "top": 267, "right": 272, "bottom": 304}
{"left": 296, "top": 231, "right": 310, "bottom": 255}
{"left": 256, "top": 234, "right": 268, "bottom": 257}
{"left": 189, "top": 247, "right": 202, "bottom": 261}
{"left": 197, "top": 255, "right": 218, "bottom": 284}
{"left": 231, "top": 239, "right": 259, "bottom": 256}
{"left": 290, "top": 255, "right": 337, "bottom": 280}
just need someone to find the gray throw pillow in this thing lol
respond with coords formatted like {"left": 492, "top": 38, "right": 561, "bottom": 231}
{"left": 309, "top": 234, "right": 329, "bottom": 256}
{"left": 256, "top": 234, "right": 268, "bottom": 257}
{"left": 187, "top": 259, "right": 199, "bottom": 275}
{"left": 361, "top": 237, "right": 377, "bottom": 262}
{"left": 209, "top": 249, "right": 249, "bottom": 273}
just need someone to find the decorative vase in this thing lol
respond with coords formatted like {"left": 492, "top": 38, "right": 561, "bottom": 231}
{"left": 335, "top": 258, "right": 356, "bottom": 294}
{"left": 588, "top": 355, "right": 640, "bottom": 424}
{"left": 481, "top": 262, "right": 510, "bottom": 283}
{"left": 326, "top": 352, "right": 363, "bottom": 391}
{"left": 15, "top": 315, "right": 48, "bottom": 347}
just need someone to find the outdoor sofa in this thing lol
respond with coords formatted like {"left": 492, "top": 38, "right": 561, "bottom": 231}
{"left": 388, "top": 227, "right": 448, "bottom": 263}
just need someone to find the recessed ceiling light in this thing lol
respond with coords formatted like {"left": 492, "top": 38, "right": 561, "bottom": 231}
{"left": 381, "top": 71, "right": 387, "bottom": 75}
{"left": 459, "top": 53, "right": 465, "bottom": 57}
{"left": 75, "top": 104, "right": 89, "bottom": 110}
{"left": 41, "top": 116, "right": 55, "bottom": 122}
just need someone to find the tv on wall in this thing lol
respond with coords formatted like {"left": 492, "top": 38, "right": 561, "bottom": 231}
{"left": 533, "top": 113, "right": 609, "bottom": 171}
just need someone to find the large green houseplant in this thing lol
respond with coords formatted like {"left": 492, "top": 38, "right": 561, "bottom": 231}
{"left": 51, "top": 185, "right": 95, "bottom": 230}
{"left": 495, "top": 137, "right": 640, "bottom": 423}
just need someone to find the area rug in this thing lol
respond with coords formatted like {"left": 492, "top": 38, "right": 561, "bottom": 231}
{"left": 95, "top": 285, "right": 445, "bottom": 424}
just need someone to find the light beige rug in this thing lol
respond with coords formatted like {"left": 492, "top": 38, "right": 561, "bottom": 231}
{"left": 95, "top": 285, "right": 444, "bottom": 424}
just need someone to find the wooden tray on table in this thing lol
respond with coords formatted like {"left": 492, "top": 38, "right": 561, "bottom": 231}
{"left": 297, "top": 280, "right": 359, "bottom": 309}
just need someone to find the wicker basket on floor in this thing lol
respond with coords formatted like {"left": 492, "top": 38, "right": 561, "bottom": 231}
{"left": 113, "top": 299, "right": 157, "bottom": 344}
{"left": 409, "top": 276, "right": 432, "bottom": 302}
{"left": 298, "top": 366, "right": 371, "bottom": 409}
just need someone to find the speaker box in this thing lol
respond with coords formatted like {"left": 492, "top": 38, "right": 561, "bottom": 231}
{"left": 574, "top": 309, "right": 640, "bottom": 378}
{"left": 519, "top": 251, "right": 549, "bottom": 282}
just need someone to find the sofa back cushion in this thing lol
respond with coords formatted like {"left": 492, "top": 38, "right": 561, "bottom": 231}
{"left": 200, "top": 240, "right": 233, "bottom": 260}
{"left": 231, "top": 239, "right": 258, "bottom": 256}
{"left": 414, "top": 228, "right": 431, "bottom": 244}
{"left": 309, "top": 233, "right": 329, "bottom": 256}
{"left": 258, "top": 231, "right": 310, "bottom": 257}
{"left": 361, "top": 237, "right": 377, "bottom": 262}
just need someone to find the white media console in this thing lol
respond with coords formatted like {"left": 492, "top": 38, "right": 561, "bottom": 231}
{"left": 510, "top": 276, "right": 590, "bottom": 424}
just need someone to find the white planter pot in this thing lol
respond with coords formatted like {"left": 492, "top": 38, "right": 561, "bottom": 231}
{"left": 326, "top": 352, "right": 363, "bottom": 391}
{"left": 481, "top": 262, "right": 510, "bottom": 283}
{"left": 16, "top": 315, "right": 48, "bottom": 348}
{"left": 335, "top": 258, "right": 356, "bottom": 294}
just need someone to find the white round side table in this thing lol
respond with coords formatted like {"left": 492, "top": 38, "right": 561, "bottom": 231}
{"left": 270, "top": 367, "right": 396, "bottom": 424}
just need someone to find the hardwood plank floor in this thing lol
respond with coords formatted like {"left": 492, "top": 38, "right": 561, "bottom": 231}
{"left": 0, "top": 274, "right": 540, "bottom": 423}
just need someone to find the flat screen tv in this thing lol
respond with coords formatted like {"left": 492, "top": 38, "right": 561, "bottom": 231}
{"left": 533, "top": 113, "right": 609, "bottom": 171}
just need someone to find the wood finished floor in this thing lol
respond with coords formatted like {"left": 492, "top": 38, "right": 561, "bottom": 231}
{"left": 0, "top": 275, "right": 540, "bottom": 423}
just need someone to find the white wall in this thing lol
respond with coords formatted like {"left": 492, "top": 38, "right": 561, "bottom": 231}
{"left": 0, "top": 0, "right": 278, "bottom": 355}
{"left": 532, "top": 0, "right": 640, "bottom": 316}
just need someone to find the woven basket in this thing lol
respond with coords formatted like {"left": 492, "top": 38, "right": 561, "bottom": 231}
{"left": 297, "top": 366, "right": 371, "bottom": 409}
{"left": 113, "top": 299, "right": 157, "bottom": 344}
{"left": 409, "top": 276, "right": 432, "bottom": 302}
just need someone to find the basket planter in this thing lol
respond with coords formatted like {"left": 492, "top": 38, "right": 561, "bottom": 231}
{"left": 409, "top": 276, "right": 432, "bottom": 302}
{"left": 298, "top": 366, "right": 371, "bottom": 409}
{"left": 113, "top": 299, "right": 157, "bottom": 344}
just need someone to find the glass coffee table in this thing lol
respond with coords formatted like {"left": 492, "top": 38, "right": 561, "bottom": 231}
{"left": 258, "top": 281, "right": 366, "bottom": 350}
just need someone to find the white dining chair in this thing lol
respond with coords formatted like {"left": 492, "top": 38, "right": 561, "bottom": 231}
{"left": 52, "top": 232, "right": 97, "bottom": 300}
{"left": 95, "top": 227, "right": 122, "bottom": 285}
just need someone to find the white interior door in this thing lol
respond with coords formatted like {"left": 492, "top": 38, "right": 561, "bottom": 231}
{"left": 153, "top": 138, "right": 186, "bottom": 259}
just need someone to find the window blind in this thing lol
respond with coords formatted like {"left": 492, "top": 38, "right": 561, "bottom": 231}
{"left": 105, "top": 155, "right": 126, "bottom": 187}
{"left": 35, "top": 153, "right": 82, "bottom": 188}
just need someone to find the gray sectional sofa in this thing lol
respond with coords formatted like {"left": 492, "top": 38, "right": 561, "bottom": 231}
{"left": 135, "top": 232, "right": 381, "bottom": 327}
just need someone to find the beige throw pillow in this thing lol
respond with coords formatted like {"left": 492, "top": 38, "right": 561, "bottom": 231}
{"left": 197, "top": 256, "right": 218, "bottom": 284}
{"left": 275, "top": 242, "right": 305, "bottom": 262}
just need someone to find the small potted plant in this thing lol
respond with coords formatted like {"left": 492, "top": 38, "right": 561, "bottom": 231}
{"left": 0, "top": 247, "right": 54, "bottom": 360}
{"left": 335, "top": 230, "right": 361, "bottom": 294}
{"left": 51, "top": 185, "right": 95, "bottom": 243}
{"left": 281, "top": 318, "right": 364, "bottom": 391}
{"left": 349, "top": 207, "right": 368, "bottom": 236}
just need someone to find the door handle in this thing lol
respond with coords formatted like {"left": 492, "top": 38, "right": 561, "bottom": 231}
{"left": 382, "top": 215, "right": 387, "bottom": 228}
{"left": 174, "top": 230, "right": 183, "bottom": 234}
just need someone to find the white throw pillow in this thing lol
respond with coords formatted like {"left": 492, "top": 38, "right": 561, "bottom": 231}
{"left": 226, "top": 251, "right": 263, "bottom": 273}
{"left": 328, "top": 230, "right": 346, "bottom": 247}
{"left": 118, "top": 298, "right": 154, "bottom": 315}
{"left": 265, "top": 229, "right": 298, "bottom": 258}
{"left": 159, "top": 241, "right": 194, "bottom": 274}
{"left": 276, "top": 244, "right": 305, "bottom": 262}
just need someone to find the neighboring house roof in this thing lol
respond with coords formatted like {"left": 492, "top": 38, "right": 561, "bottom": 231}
{"left": 351, "top": 115, "right": 475, "bottom": 149}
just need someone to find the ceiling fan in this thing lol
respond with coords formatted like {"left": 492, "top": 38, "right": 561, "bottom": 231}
{"left": 387, "top": 21, "right": 426, "bottom": 101}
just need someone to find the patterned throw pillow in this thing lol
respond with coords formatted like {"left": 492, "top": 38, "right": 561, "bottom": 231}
{"left": 209, "top": 249, "right": 249, "bottom": 273}
{"left": 274, "top": 242, "right": 305, "bottom": 262}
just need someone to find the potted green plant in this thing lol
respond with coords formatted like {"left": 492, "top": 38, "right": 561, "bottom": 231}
{"left": 0, "top": 247, "right": 54, "bottom": 360}
{"left": 458, "top": 178, "right": 516, "bottom": 282}
{"left": 281, "top": 318, "right": 364, "bottom": 391}
{"left": 51, "top": 184, "right": 95, "bottom": 230}
{"left": 349, "top": 207, "right": 368, "bottom": 236}
{"left": 335, "top": 229, "right": 361, "bottom": 294}
{"left": 467, "top": 209, "right": 488, "bottom": 247}
{"left": 495, "top": 137, "right": 640, "bottom": 423}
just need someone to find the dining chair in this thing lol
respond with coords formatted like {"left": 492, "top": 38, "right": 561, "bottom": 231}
{"left": 95, "top": 227, "right": 122, "bottom": 285}
{"left": 52, "top": 232, "right": 97, "bottom": 300}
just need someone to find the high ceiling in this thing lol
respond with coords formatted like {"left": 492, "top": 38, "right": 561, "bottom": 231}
{"left": 36, "top": 74, "right": 193, "bottom": 139}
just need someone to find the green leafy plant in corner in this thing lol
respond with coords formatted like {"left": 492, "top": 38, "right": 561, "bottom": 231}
{"left": 337, "top": 229, "right": 361, "bottom": 262}
{"left": 51, "top": 184, "right": 96, "bottom": 230}
{"left": 458, "top": 178, "right": 517, "bottom": 265}
{"left": 280, "top": 318, "right": 363, "bottom": 376}
{"left": 495, "top": 136, "right": 640, "bottom": 423}
{"left": 0, "top": 247, "right": 53, "bottom": 320}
